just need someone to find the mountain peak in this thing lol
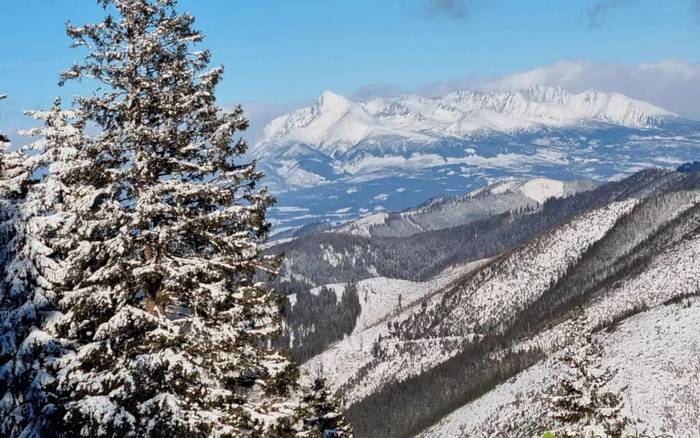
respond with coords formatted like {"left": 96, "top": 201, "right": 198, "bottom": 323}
{"left": 318, "top": 90, "right": 350, "bottom": 108}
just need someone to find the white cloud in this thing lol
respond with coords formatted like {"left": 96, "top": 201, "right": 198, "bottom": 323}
{"left": 357, "top": 59, "right": 700, "bottom": 120}
{"left": 475, "top": 59, "right": 700, "bottom": 119}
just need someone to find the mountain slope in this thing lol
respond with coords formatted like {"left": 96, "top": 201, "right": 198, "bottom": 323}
{"left": 269, "top": 169, "right": 698, "bottom": 287}
{"left": 395, "top": 199, "right": 638, "bottom": 341}
{"left": 305, "top": 199, "right": 637, "bottom": 412}
{"left": 277, "top": 169, "right": 700, "bottom": 438}
{"left": 340, "top": 182, "right": 700, "bottom": 437}
{"left": 333, "top": 177, "right": 598, "bottom": 239}
{"left": 419, "top": 298, "right": 700, "bottom": 437}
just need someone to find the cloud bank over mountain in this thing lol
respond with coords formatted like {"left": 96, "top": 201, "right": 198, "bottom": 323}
{"left": 355, "top": 59, "right": 700, "bottom": 121}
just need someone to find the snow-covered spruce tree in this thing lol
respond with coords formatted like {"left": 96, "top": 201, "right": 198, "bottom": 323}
{"left": 0, "top": 100, "right": 81, "bottom": 437}
{"left": 0, "top": 95, "right": 45, "bottom": 436}
{"left": 548, "top": 329, "right": 628, "bottom": 437}
{"left": 53, "top": 1, "right": 344, "bottom": 436}
{"left": 292, "top": 378, "right": 352, "bottom": 438}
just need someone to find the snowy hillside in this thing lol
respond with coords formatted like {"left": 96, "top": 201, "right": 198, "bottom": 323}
{"left": 302, "top": 199, "right": 637, "bottom": 410}
{"left": 419, "top": 298, "right": 700, "bottom": 438}
{"left": 293, "top": 260, "right": 489, "bottom": 339}
{"left": 299, "top": 259, "right": 489, "bottom": 397}
{"left": 398, "top": 199, "right": 638, "bottom": 340}
{"left": 278, "top": 171, "right": 700, "bottom": 438}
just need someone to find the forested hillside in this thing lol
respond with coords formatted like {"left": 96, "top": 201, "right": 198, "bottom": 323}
{"left": 273, "top": 169, "right": 700, "bottom": 438}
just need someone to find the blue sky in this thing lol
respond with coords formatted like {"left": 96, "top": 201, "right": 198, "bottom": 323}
{"left": 1, "top": 0, "right": 700, "bottom": 141}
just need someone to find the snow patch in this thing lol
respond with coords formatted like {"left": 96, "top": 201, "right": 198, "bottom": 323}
{"left": 519, "top": 178, "right": 565, "bottom": 203}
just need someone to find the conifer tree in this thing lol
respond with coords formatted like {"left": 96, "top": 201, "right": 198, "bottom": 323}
{"left": 51, "top": 1, "right": 325, "bottom": 435}
{"left": 548, "top": 328, "right": 628, "bottom": 437}
{"left": 0, "top": 95, "right": 45, "bottom": 437}
{"left": 295, "top": 378, "right": 353, "bottom": 438}
{"left": 0, "top": 100, "right": 80, "bottom": 437}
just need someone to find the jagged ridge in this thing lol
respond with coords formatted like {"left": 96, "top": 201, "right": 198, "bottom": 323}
{"left": 255, "top": 86, "right": 676, "bottom": 158}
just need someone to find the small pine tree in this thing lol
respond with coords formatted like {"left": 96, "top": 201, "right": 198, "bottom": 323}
{"left": 296, "top": 377, "right": 353, "bottom": 437}
{"left": 548, "top": 329, "right": 628, "bottom": 437}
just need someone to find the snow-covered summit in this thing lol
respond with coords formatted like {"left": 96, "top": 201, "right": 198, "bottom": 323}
{"left": 469, "top": 177, "right": 566, "bottom": 203}
{"left": 255, "top": 86, "right": 675, "bottom": 158}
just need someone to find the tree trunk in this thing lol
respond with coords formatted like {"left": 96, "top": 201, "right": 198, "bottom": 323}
{"left": 143, "top": 243, "right": 162, "bottom": 317}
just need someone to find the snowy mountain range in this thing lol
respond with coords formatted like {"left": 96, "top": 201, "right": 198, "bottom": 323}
{"left": 253, "top": 86, "right": 700, "bottom": 236}
{"left": 257, "top": 86, "right": 673, "bottom": 154}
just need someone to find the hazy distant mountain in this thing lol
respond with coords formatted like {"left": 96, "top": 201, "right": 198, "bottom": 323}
{"left": 253, "top": 86, "right": 700, "bottom": 235}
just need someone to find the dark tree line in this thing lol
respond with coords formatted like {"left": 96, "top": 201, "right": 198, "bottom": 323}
{"left": 345, "top": 345, "right": 544, "bottom": 438}
{"left": 276, "top": 281, "right": 362, "bottom": 363}
{"left": 677, "top": 161, "right": 700, "bottom": 173}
